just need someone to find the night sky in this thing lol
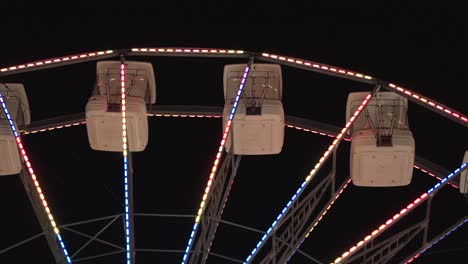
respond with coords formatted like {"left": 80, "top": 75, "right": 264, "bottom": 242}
{"left": 0, "top": 3, "right": 467, "bottom": 264}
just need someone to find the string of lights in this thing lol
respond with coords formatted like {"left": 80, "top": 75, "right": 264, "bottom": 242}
{"left": 0, "top": 88, "right": 72, "bottom": 263}
{"left": 245, "top": 92, "right": 376, "bottom": 263}
{"left": 332, "top": 162, "right": 467, "bottom": 264}
{"left": 120, "top": 61, "right": 133, "bottom": 264}
{"left": 181, "top": 59, "right": 253, "bottom": 264}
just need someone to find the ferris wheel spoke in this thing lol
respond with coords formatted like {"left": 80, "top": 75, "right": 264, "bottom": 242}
{"left": 332, "top": 162, "right": 468, "bottom": 264}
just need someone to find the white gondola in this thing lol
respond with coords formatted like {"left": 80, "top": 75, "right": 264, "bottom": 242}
{"left": 223, "top": 64, "right": 284, "bottom": 155}
{"left": 460, "top": 150, "right": 468, "bottom": 195}
{"left": 85, "top": 61, "right": 156, "bottom": 152}
{"left": 346, "top": 92, "right": 415, "bottom": 187}
{"left": 0, "top": 83, "right": 31, "bottom": 176}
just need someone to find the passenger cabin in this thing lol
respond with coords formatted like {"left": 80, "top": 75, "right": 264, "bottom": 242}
{"left": 460, "top": 150, "right": 468, "bottom": 195}
{"left": 223, "top": 64, "right": 284, "bottom": 155}
{"left": 346, "top": 92, "right": 415, "bottom": 187}
{"left": 0, "top": 83, "right": 31, "bottom": 176}
{"left": 86, "top": 61, "right": 156, "bottom": 152}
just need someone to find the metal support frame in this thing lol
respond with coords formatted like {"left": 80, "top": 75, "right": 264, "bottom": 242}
{"left": 1, "top": 213, "right": 319, "bottom": 263}
{"left": 69, "top": 214, "right": 121, "bottom": 259}
{"left": 400, "top": 215, "right": 468, "bottom": 264}
{"left": 188, "top": 149, "right": 242, "bottom": 263}
{"left": 336, "top": 167, "right": 467, "bottom": 264}
{"left": 381, "top": 84, "right": 467, "bottom": 127}
{"left": 1, "top": 48, "right": 464, "bottom": 264}
{"left": 2, "top": 212, "right": 465, "bottom": 263}
{"left": 2, "top": 47, "right": 465, "bottom": 127}
{"left": 18, "top": 109, "right": 457, "bottom": 189}
{"left": 120, "top": 54, "right": 136, "bottom": 264}
{"left": 0, "top": 51, "right": 119, "bottom": 77}
{"left": 255, "top": 55, "right": 467, "bottom": 127}
{"left": 245, "top": 84, "right": 382, "bottom": 263}
{"left": 253, "top": 151, "right": 343, "bottom": 264}
{"left": 18, "top": 163, "right": 68, "bottom": 264}
{"left": 344, "top": 222, "right": 426, "bottom": 264}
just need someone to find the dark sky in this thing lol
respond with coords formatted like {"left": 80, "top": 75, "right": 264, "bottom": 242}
{"left": 0, "top": 3, "right": 467, "bottom": 264}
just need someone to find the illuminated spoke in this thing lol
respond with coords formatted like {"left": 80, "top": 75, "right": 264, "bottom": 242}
{"left": 181, "top": 58, "right": 254, "bottom": 264}
{"left": 0, "top": 90, "right": 72, "bottom": 263}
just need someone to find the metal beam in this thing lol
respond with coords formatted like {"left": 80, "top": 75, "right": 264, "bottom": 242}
{"left": 61, "top": 226, "right": 124, "bottom": 251}
{"left": 254, "top": 151, "right": 341, "bottom": 264}
{"left": 129, "top": 48, "right": 251, "bottom": 59}
{"left": 343, "top": 221, "right": 426, "bottom": 264}
{"left": 1, "top": 212, "right": 325, "bottom": 263}
{"left": 18, "top": 164, "right": 68, "bottom": 263}
{"left": 245, "top": 85, "right": 382, "bottom": 263}
{"left": 120, "top": 54, "right": 136, "bottom": 264}
{"left": 18, "top": 108, "right": 456, "bottom": 188}
{"left": 399, "top": 215, "right": 468, "bottom": 264}
{"left": 70, "top": 215, "right": 121, "bottom": 259}
{"left": 332, "top": 165, "right": 467, "bottom": 264}
{"left": 2, "top": 48, "right": 465, "bottom": 127}
{"left": 383, "top": 83, "right": 468, "bottom": 127}
{"left": 278, "top": 177, "right": 351, "bottom": 264}
{"left": 0, "top": 51, "right": 119, "bottom": 77}
{"left": 188, "top": 151, "right": 242, "bottom": 264}
{"left": 255, "top": 54, "right": 377, "bottom": 85}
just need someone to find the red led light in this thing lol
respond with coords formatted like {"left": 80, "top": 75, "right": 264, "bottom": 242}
{"left": 0, "top": 50, "right": 113, "bottom": 74}
{"left": 387, "top": 83, "right": 467, "bottom": 125}
{"left": 131, "top": 48, "right": 244, "bottom": 55}
{"left": 333, "top": 191, "right": 431, "bottom": 263}
{"left": 261, "top": 53, "right": 373, "bottom": 81}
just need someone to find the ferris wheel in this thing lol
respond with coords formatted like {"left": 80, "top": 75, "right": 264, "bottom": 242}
{"left": 0, "top": 48, "right": 466, "bottom": 264}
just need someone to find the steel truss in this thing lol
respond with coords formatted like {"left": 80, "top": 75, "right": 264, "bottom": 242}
{"left": 1, "top": 47, "right": 465, "bottom": 263}
{"left": 0, "top": 213, "right": 318, "bottom": 263}
{"left": 1, "top": 112, "right": 464, "bottom": 263}
{"left": 336, "top": 165, "right": 468, "bottom": 264}
{"left": 18, "top": 163, "right": 69, "bottom": 263}
{"left": 1, "top": 48, "right": 465, "bottom": 126}
{"left": 188, "top": 151, "right": 242, "bottom": 264}
{"left": 13, "top": 108, "right": 463, "bottom": 263}
{"left": 255, "top": 150, "right": 344, "bottom": 264}
{"left": 400, "top": 216, "right": 468, "bottom": 264}
{"left": 244, "top": 83, "right": 384, "bottom": 263}
{"left": 18, "top": 109, "right": 457, "bottom": 189}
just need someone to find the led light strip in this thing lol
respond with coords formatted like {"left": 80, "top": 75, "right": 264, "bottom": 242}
{"left": 387, "top": 83, "right": 468, "bottom": 125}
{"left": 18, "top": 114, "right": 457, "bottom": 190}
{"left": 19, "top": 114, "right": 222, "bottom": 135}
{"left": 0, "top": 50, "right": 114, "bottom": 74}
{"left": 286, "top": 124, "right": 341, "bottom": 140}
{"left": 131, "top": 48, "right": 244, "bottom": 55}
{"left": 284, "top": 179, "right": 353, "bottom": 263}
{"left": 333, "top": 162, "right": 468, "bottom": 264}
{"left": 282, "top": 179, "right": 352, "bottom": 262}
{"left": 181, "top": 61, "right": 253, "bottom": 264}
{"left": 0, "top": 91, "right": 72, "bottom": 263}
{"left": 305, "top": 179, "right": 352, "bottom": 238}
{"left": 261, "top": 53, "right": 374, "bottom": 81}
{"left": 405, "top": 217, "right": 467, "bottom": 263}
{"left": 147, "top": 113, "right": 222, "bottom": 118}
{"left": 120, "top": 63, "right": 132, "bottom": 264}
{"left": 413, "top": 165, "right": 459, "bottom": 189}
{"left": 20, "top": 121, "right": 86, "bottom": 135}
{"left": 245, "top": 93, "right": 374, "bottom": 263}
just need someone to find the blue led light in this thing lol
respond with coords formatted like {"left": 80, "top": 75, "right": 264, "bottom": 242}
{"left": 410, "top": 217, "right": 467, "bottom": 262}
{"left": 181, "top": 62, "right": 252, "bottom": 264}
{"left": 120, "top": 64, "right": 132, "bottom": 264}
